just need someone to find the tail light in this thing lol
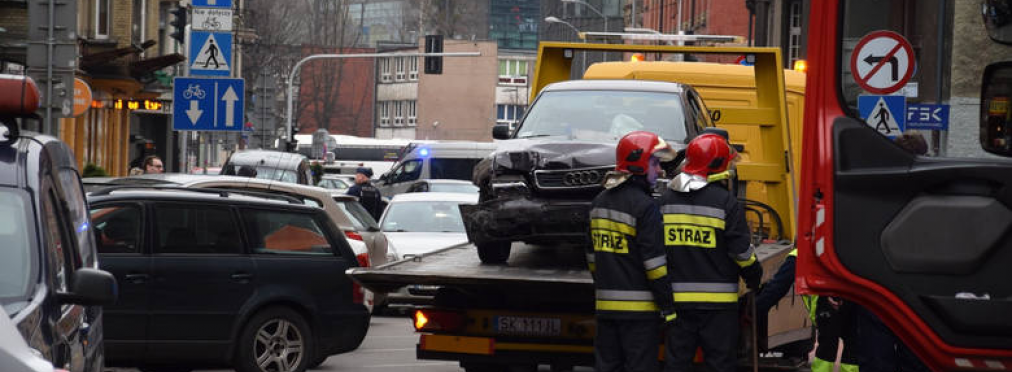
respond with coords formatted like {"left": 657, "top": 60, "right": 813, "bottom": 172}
{"left": 413, "top": 309, "right": 465, "bottom": 332}
{"left": 345, "top": 230, "right": 364, "bottom": 241}
{"left": 352, "top": 253, "right": 370, "bottom": 305}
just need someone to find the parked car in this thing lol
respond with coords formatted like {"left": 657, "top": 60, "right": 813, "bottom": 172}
{"left": 318, "top": 174, "right": 355, "bottom": 191}
{"left": 380, "top": 192, "right": 478, "bottom": 258}
{"left": 88, "top": 187, "right": 369, "bottom": 372}
{"left": 221, "top": 149, "right": 312, "bottom": 185}
{"left": 376, "top": 142, "right": 497, "bottom": 197}
{"left": 465, "top": 80, "right": 712, "bottom": 263}
{"left": 0, "top": 307, "right": 57, "bottom": 372}
{"left": 86, "top": 174, "right": 392, "bottom": 268}
{"left": 378, "top": 192, "right": 478, "bottom": 306}
{"left": 0, "top": 74, "right": 117, "bottom": 372}
{"left": 404, "top": 179, "right": 479, "bottom": 194}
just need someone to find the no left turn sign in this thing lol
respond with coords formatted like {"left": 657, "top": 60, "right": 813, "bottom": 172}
{"left": 851, "top": 31, "right": 915, "bottom": 95}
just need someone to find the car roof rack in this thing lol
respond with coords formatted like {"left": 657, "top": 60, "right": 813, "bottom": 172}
{"left": 89, "top": 185, "right": 304, "bottom": 205}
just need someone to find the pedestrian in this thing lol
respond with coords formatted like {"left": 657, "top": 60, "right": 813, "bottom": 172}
{"left": 347, "top": 167, "right": 383, "bottom": 221}
{"left": 589, "top": 131, "right": 678, "bottom": 372}
{"left": 659, "top": 132, "right": 763, "bottom": 372}
{"left": 143, "top": 155, "right": 164, "bottom": 174}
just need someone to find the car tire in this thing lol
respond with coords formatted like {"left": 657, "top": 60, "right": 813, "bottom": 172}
{"left": 306, "top": 355, "right": 328, "bottom": 369}
{"left": 139, "top": 367, "right": 191, "bottom": 372}
{"left": 477, "top": 241, "right": 511, "bottom": 264}
{"left": 235, "top": 307, "right": 313, "bottom": 372}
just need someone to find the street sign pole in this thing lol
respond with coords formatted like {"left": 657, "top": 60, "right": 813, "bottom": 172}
{"left": 283, "top": 52, "right": 481, "bottom": 151}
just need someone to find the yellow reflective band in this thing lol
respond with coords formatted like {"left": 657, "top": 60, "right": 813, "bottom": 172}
{"left": 788, "top": 248, "right": 798, "bottom": 257}
{"left": 596, "top": 300, "right": 659, "bottom": 312}
{"left": 646, "top": 265, "right": 668, "bottom": 280}
{"left": 590, "top": 218, "right": 637, "bottom": 236}
{"left": 664, "top": 225, "right": 717, "bottom": 248}
{"left": 591, "top": 229, "right": 630, "bottom": 254}
{"left": 672, "top": 292, "right": 739, "bottom": 303}
{"left": 665, "top": 312, "right": 678, "bottom": 322}
{"left": 708, "top": 171, "right": 731, "bottom": 182}
{"left": 736, "top": 253, "right": 757, "bottom": 268}
{"left": 588, "top": 262, "right": 596, "bottom": 272}
{"left": 663, "top": 214, "right": 726, "bottom": 229}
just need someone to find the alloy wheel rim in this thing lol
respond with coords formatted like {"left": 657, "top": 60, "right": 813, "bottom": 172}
{"left": 252, "top": 318, "right": 304, "bottom": 372}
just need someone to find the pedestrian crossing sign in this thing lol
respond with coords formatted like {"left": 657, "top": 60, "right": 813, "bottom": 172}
{"left": 189, "top": 31, "right": 232, "bottom": 76}
{"left": 858, "top": 95, "right": 906, "bottom": 137}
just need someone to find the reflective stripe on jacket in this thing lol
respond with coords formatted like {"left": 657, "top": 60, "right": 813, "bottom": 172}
{"left": 660, "top": 182, "right": 759, "bottom": 310}
{"left": 588, "top": 177, "right": 675, "bottom": 319}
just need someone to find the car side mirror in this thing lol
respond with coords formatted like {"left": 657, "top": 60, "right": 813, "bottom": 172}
{"left": 57, "top": 268, "right": 117, "bottom": 306}
{"left": 492, "top": 124, "right": 511, "bottom": 140}
{"left": 981, "top": 62, "right": 1012, "bottom": 156}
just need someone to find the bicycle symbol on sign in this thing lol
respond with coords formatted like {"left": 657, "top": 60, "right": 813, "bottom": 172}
{"left": 182, "top": 84, "right": 206, "bottom": 99}
{"left": 202, "top": 17, "right": 221, "bottom": 30}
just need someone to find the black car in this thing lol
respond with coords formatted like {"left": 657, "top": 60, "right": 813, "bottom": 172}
{"left": 0, "top": 76, "right": 117, "bottom": 372}
{"left": 465, "top": 80, "right": 713, "bottom": 263}
{"left": 88, "top": 187, "right": 369, "bottom": 372}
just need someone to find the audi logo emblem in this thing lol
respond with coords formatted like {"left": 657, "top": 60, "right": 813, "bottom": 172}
{"left": 563, "top": 170, "right": 603, "bottom": 186}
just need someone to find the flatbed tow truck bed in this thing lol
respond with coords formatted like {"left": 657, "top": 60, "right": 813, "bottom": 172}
{"left": 348, "top": 241, "right": 803, "bottom": 371}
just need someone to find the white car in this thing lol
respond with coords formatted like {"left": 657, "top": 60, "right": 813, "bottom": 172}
{"left": 379, "top": 192, "right": 478, "bottom": 259}
{"left": 0, "top": 307, "right": 56, "bottom": 372}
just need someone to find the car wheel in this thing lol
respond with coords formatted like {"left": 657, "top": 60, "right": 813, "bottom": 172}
{"left": 236, "top": 307, "right": 313, "bottom": 372}
{"left": 139, "top": 367, "right": 191, "bottom": 372}
{"left": 477, "top": 241, "right": 511, "bottom": 264}
{"left": 306, "top": 354, "right": 328, "bottom": 369}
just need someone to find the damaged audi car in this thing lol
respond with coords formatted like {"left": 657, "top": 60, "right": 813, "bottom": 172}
{"left": 464, "top": 79, "right": 714, "bottom": 263}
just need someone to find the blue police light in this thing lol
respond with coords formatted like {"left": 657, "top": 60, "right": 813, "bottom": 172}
{"left": 419, "top": 148, "right": 430, "bottom": 157}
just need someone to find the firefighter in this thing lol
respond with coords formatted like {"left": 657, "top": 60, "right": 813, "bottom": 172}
{"left": 659, "top": 133, "right": 763, "bottom": 372}
{"left": 589, "top": 131, "right": 678, "bottom": 372}
{"left": 347, "top": 167, "right": 384, "bottom": 221}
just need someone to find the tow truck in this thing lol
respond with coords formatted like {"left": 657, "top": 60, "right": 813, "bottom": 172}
{"left": 349, "top": 43, "right": 808, "bottom": 372}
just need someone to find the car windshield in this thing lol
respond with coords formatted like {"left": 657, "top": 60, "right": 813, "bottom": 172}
{"left": 429, "top": 183, "right": 479, "bottom": 194}
{"left": 0, "top": 189, "right": 36, "bottom": 311}
{"left": 334, "top": 198, "right": 380, "bottom": 230}
{"left": 381, "top": 200, "right": 467, "bottom": 233}
{"left": 515, "top": 90, "right": 688, "bottom": 142}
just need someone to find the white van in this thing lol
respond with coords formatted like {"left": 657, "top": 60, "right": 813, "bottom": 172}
{"left": 376, "top": 142, "right": 497, "bottom": 197}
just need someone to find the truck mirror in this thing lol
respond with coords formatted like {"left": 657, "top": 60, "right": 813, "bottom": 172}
{"left": 980, "top": 62, "right": 1012, "bottom": 156}
{"left": 492, "top": 124, "right": 511, "bottom": 140}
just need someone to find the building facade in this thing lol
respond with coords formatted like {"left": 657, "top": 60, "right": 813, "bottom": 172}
{"left": 296, "top": 46, "right": 376, "bottom": 138}
{"left": 416, "top": 40, "right": 499, "bottom": 141}
{"left": 374, "top": 44, "right": 420, "bottom": 139}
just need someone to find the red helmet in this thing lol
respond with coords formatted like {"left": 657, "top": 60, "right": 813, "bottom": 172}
{"left": 682, "top": 133, "right": 735, "bottom": 177}
{"left": 615, "top": 131, "right": 677, "bottom": 175}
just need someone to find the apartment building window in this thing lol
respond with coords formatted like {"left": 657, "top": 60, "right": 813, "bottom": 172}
{"left": 378, "top": 102, "right": 391, "bottom": 126}
{"left": 498, "top": 60, "right": 529, "bottom": 85}
{"left": 132, "top": 0, "right": 146, "bottom": 45}
{"left": 406, "top": 101, "right": 417, "bottom": 126}
{"left": 393, "top": 101, "right": 405, "bottom": 126}
{"left": 394, "top": 57, "right": 406, "bottom": 81}
{"left": 496, "top": 104, "right": 526, "bottom": 129}
{"left": 408, "top": 57, "right": 418, "bottom": 81}
{"left": 379, "top": 58, "right": 392, "bottom": 83}
{"left": 788, "top": 1, "right": 803, "bottom": 65}
{"left": 95, "top": 0, "right": 111, "bottom": 39}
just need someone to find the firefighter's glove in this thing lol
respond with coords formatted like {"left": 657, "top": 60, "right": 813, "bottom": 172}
{"left": 742, "top": 263, "right": 763, "bottom": 290}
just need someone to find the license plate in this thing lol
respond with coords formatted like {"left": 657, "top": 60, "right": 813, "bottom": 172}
{"left": 494, "top": 316, "right": 562, "bottom": 336}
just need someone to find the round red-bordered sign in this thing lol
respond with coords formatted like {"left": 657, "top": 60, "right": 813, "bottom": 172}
{"left": 850, "top": 30, "right": 915, "bottom": 95}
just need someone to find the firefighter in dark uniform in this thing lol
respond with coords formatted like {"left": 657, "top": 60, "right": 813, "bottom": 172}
{"left": 347, "top": 167, "right": 384, "bottom": 221}
{"left": 589, "top": 131, "right": 678, "bottom": 372}
{"left": 660, "top": 133, "right": 763, "bottom": 372}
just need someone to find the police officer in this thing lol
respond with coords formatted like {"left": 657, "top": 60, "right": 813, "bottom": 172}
{"left": 589, "top": 131, "right": 678, "bottom": 372}
{"left": 347, "top": 167, "right": 383, "bottom": 221}
{"left": 660, "top": 133, "right": 762, "bottom": 372}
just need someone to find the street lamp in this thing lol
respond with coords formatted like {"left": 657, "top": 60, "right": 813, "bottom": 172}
{"left": 561, "top": 0, "right": 608, "bottom": 33}
{"left": 545, "top": 16, "right": 583, "bottom": 39}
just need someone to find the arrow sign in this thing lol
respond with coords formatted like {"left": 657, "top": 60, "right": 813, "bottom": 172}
{"left": 222, "top": 86, "right": 238, "bottom": 127}
{"left": 186, "top": 100, "right": 203, "bottom": 124}
{"left": 851, "top": 30, "right": 914, "bottom": 95}
{"left": 173, "top": 77, "right": 244, "bottom": 132}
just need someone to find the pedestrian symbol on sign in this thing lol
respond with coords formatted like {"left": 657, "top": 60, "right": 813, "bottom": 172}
{"left": 193, "top": 36, "right": 228, "bottom": 71}
{"left": 858, "top": 95, "right": 906, "bottom": 138}
{"left": 189, "top": 31, "right": 232, "bottom": 76}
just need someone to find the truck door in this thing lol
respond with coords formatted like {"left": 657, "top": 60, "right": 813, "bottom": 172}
{"left": 799, "top": 1, "right": 1012, "bottom": 371}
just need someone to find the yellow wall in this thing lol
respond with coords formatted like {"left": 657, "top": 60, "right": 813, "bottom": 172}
{"left": 60, "top": 108, "right": 131, "bottom": 177}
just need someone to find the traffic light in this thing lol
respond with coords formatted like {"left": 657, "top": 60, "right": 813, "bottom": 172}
{"left": 424, "top": 35, "right": 443, "bottom": 75}
{"left": 169, "top": 5, "right": 187, "bottom": 45}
